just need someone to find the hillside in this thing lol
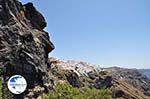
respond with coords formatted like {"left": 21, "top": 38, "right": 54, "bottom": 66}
{"left": 40, "top": 57, "right": 150, "bottom": 99}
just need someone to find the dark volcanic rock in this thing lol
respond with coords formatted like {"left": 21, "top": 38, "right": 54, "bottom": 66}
{"left": 24, "top": 2, "right": 47, "bottom": 30}
{"left": 0, "top": 0, "right": 54, "bottom": 97}
{"left": 94, "top": 76, "right": 112, "bottom": 89}
{"left": 65, "top": 70, "right": 81, "bottom": 88}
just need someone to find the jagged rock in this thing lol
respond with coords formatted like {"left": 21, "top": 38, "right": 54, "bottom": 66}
{"left": 94, "top": 76, "right": 112, "bottom": 89}
{"left": 0, "top": 0, "right": 54, "bottom": 97}
{"left": 65, "top": 70, "right": 81, "bottom": 88}
{"left": 24, "top": 3, "right": 47, "bottom": 30}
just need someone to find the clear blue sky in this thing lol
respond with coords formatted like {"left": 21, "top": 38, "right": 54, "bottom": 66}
{"left": 20, "top": 0, "right": 150, "bottom": 69}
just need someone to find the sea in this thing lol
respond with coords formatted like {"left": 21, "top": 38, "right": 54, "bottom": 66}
{"left": 143, "top": 71, "right": 150, "bottom": 79}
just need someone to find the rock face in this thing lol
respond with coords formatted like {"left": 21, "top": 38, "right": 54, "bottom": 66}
{"left": 0, "top": 0, "right": 54, "bottom": 91}
{"left": 94, "top": 76, "right": 112, "bottom": 89}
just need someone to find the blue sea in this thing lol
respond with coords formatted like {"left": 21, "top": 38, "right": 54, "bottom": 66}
{"left": 143, "top": 71, "right": 150, "bottom": 79}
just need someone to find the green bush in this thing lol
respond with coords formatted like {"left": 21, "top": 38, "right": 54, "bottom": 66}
{"left": 42, "top": 82, "right": 112, "bottom": 99}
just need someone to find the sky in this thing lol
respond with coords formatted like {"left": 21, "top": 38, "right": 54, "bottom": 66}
{"left": 20, "top": 0, "right": 150, "bottom": 69}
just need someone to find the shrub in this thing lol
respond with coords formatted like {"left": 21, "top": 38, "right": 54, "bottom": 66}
{"left": 42, "top": 82, "right": 112, "bottom": 99}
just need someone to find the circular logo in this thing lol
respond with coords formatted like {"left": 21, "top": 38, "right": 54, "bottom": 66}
{"left": 7, "top": 75, "right": 27, "bottom": 94}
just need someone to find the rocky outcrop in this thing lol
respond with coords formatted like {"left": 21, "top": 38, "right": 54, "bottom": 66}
{"left": 94, "top": 76, "right": 112, "bottom": 89}
{"left": 0, "top": 0, "right": 54, "bottom": 97}
{"left": 65, "top": 70, "right": 81, "bottom": 88}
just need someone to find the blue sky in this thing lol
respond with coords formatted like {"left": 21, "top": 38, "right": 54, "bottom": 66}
{"left": 20, "top": 0, "right": 150, "bottom": 69}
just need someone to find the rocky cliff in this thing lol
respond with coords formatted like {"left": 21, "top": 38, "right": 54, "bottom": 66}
{"left": 0, "top": 0, "right": 54, "bottom": 98}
